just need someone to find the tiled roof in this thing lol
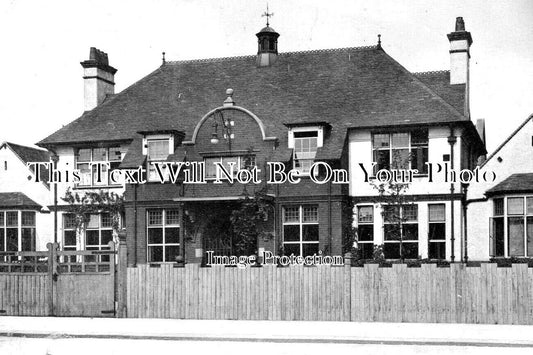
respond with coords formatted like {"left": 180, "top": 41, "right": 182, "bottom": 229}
{"left": 1, "top": 142, "right": 50, "bottom": 186}
{"left": 0, "top": 192, "right": 42, "bottom": 209}
{"left": 38, "top": 46, "right": 476, "bottom": 160}
{"left": 486, "top": 173, "right": 533, "bottom": 196}
{"left": 414, "top": 70, "right": 466, "bottom": 115}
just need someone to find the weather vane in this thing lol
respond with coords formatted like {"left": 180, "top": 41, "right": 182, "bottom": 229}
{"left": 262, "top": 4, "right": 274, "bottom": 26}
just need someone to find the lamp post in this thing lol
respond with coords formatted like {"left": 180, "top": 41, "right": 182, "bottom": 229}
{"left": 210, "top": 109, "right": 234, "bottom": 150}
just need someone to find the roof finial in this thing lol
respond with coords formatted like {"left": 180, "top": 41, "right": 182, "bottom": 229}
{"left": 162, "top": 51, "right": 166, "bottom": 64}
{"left": 377, "top": 34, "right": 382, "bottom": 49}
{"left": 262, "top": 3, "right": 274, "bottom": 26}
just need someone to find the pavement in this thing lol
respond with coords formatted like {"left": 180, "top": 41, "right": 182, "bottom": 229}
{"left": 1, "top": 317, "right": 533, "bottom": 354}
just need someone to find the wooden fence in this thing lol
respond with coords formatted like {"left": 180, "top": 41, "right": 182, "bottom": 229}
{"left": 127, "top": 263, "right": 533, "bottom": 324}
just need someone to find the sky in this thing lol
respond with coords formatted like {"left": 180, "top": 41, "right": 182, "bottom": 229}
{"left": 0, "top": 0, "right": 531, "bottom": 153}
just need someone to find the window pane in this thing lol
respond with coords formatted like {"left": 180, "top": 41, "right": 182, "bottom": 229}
{"left": 92, "top": 148, "right": 107, "bottom": 161}
{"left": 373, "top": 149, "right": 390, "bottom": 171}
{"left": 359, "top": 243, "right": 374, "bottom": 259}
{"left": 165, "top": 246, "right": 179, "bottom": 262}
{"left": 148, "top": 210, "right": 163, "bottom": 226}
{"left": 283, "top": 225, "right": 300, "bottom": 242}
{"left": 101, "top": 213, "right": 113, "bottom": 228}
{"left": 411, "top": 129, "right": 428, "bottom": 146}
{"left": 87, "top": 214, "right": 99, "bottom": 229}
{"left": 402, "top": 242, "right": 419, "bottom": 259}
{"left": 391, "top": 149, "right": 409, "bottom": 169}
{"left": 411, "top": 147, "right": 428, "bottom": 174}
{"left": 166, "top": 210, "right": 180, "bottom": 225}
{"left": 78, "top": 148, "right": 91, "bottom": 162}
{"left": 109, "top": 147, "right": 122, "bottom": 162}
{"left": 205, "top": 157, "right": 218, "bottom": 178}
{"left": 402, "top": 224, "right": 418, "bottom": 240}
{"left": 302, "top": 206, "right": 318, "bottom": 222}
{"left": 64, "top": 230, "right": 77, "bottom": 247}
{"left": 383, "top": 205, "right": 399, "bottom": 223}
{"left": 429, "top": 223, "right": 446, "bottom": 240}
{"left": 527, "top": 198, "right": 533, "bottom": 215}
{"left": 148, "top": 228, "right": 163, "bottom": 244}
{"left": 101, "top": 230, "right": 113, "bottom": 245}
{"left": 283, "top": 207, "right": 299, "bottom": 223}
{"left": 508, "top": 217, "right": 524, "bottom": 256}
{"left": 384, "top": 243, "right": 400, "bottom": 259}
{"left": 302, "top": 225, "right": 319, "bottom": 241}
{"left": 358, "top": 225, "right": 373, "bottom": 241}
{"left": 403, "top": 205, "right": 418, "bottom": 221}
{"left": 526, "top": 217, "right": 533, "bottom": 256}
{"left": 92, "top": 163, "right": 108, "bottom": 185}
{"left": 64, "top": 214, "right": 77, "bottom": 229}
{"left": 358, "top": 206, "right": 373, "bottom": 223}
{"left": 0, "top": 229, "right": 4, "bottom": 251}
{"left": 148, "top": 140, "right": 169, "bottom": 161}
{"left": 283, "top": 243, "right": 300, "bottom": 256}
{"left": 391, "top": 133, "right": 409, "bottom": 148}
{"left": 21, "top": 228, "right": 35, "bottom": 251}
{"left": 6, "top": 212, "right": 18, "bottom": 226}
{"left": 429, "top": 204, "right": 445, "bottom": 222}
{"left": 493, "top": 217, "right": 505, "bottom": 257}
{"left": 493, "top": 199, "right": 504, "bottom": 216}
{"left": 21, "top": 212, "right": 35, "bottom": 226}
{"left": 302, "top": 243, "right": 319, "bottom": 257}
{"left": 165, "top": 227, "right": 180, "bottom": 244}
{"left": 148, "top": 246, "right": 163, "bottom": 262}
{"left": 6, "top": 228, "right": 18, "bottom": 251}
{"left": 372, "top": 134, "right": 389, "bottom": 148}
{"left": 0, "top": 212, "right": 3, "bottom": 226}
{"left": 86, "top": 230, "right": 99, "bottom": 246}
{"left": 77, "top": 163, "right": 92, "bottom": 186}
{"left": 384, "top": 224, "right": 400, "bottom": 241}
{"left": 429, "top": 242, "right": 446, "bottom": 259}
{"left": 508, "top": 197, "right": 524, "bottom": 215}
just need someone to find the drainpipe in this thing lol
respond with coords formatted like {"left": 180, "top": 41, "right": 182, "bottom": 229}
{"left": 133, "top": 184, "right": 138, "bottom": 266}
{"left": 462, "top": 183, "right": 469, "bottom": 263}
{"left": 448, "top": 129, "right": 457, "bottom": 263}
{"left": 50, "top": 151, "right": 59, "bottom": 245}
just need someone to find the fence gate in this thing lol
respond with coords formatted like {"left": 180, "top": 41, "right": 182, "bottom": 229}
{"left": 0, "top": 242, "right": 116, "bottom": 317}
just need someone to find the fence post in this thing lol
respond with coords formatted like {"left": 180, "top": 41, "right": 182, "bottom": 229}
{"left": 344, "top": 252, "right": 352, "bottom": 321}
{"left": 116, "top": 229, "right": 128, "bottom": 318}
{"left": 46, "top": 242, "right": 58, "bottom": 316}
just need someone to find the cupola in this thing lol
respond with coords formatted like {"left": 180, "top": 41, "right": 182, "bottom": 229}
{"left": 256, "top": 9, "right": 279, "bottom": 67}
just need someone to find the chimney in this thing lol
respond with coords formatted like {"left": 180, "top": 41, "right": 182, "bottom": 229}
{"left": 447, "top": 17, "right": 473, "bottom": 85}
{"left": 80, "top": 47, "right": 117, "bottom": 111}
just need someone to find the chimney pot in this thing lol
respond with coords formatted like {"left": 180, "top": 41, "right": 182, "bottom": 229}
{"left": 455, "top": 17, "right": 465, "bottom": 31}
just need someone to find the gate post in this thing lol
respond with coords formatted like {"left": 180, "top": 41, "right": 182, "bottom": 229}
{"left": 116, "top": 229, "right": 128, "bottom": 318}
{"left": 46, "top": 242, "right": 58, "bottom": 316}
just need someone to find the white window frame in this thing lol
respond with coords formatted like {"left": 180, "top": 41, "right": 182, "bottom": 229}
{"left": 357, "top": 205, "right": 374, "bottom": 259}
{"left": 145, "top": 135, "right": 173, "bottom": 182}
{"left": 428, "top": 204, "right": 446, "bottom": 260}
{"left": 0, "top": 210, "right": 36, "bottom": 252}
{"left": 282, "top": 205, "right": 319, "bottom": 256}
{"left": 371, "top": 130, "right": 429, "bottom": 174}
{"left": 75, "top": 146, "right": 124, "bottom": 187}
{"left": 492, "top": 196, "right": 533, "bottom": 257}
{"left": 146, "top": 209, "right": 180, "bottom": 263}
{"left": 383, "top": 204, "right": 419, "bottom": 259}
{"left": 203, "top": 155, "right": 256, "bottom": 180}
{"left": 288, "top": 126, "right": 324, "bottom": 175}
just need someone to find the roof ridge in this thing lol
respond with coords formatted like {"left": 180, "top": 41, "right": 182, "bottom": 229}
{"left": 413, "top": 70, "right": 450, "bottom": 76}
{"left": 165, "top": 45, "right": 379, "bottom": 65}
{"left": 481, "top": 113, "right": 533, "bottom": 167}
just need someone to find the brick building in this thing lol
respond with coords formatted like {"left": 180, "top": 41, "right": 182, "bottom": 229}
{"left": 38, "top": 17, "right": 489, "bottom": 264}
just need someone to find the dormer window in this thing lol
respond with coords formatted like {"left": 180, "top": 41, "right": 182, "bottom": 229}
{"left": 146, "top": 137, "right": 171, "bottom": 182}
{"left": 288, "top": 125, "right": 325, "bottom": 175}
